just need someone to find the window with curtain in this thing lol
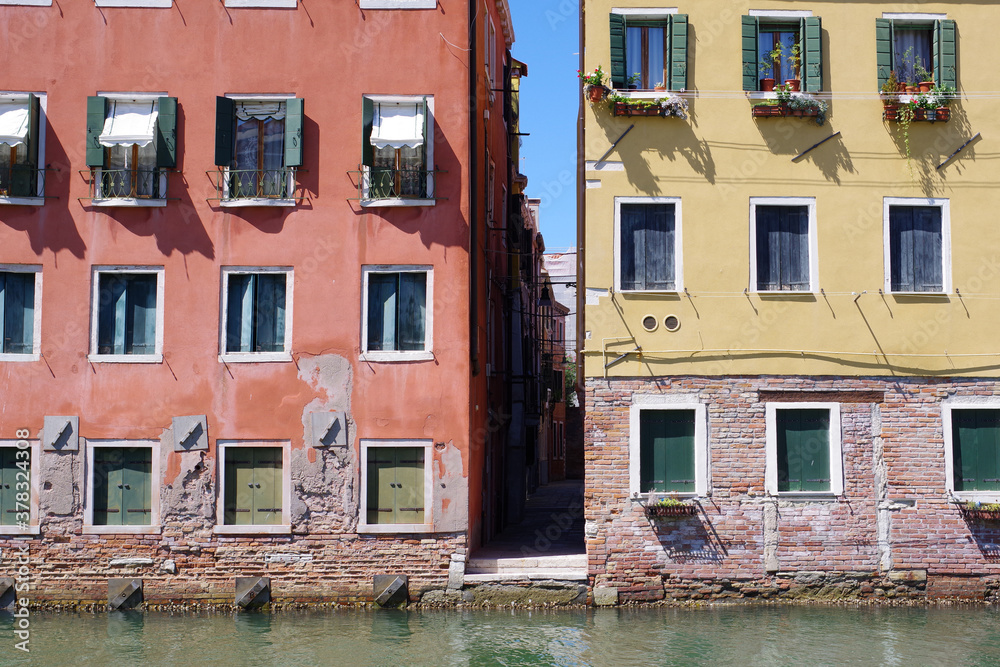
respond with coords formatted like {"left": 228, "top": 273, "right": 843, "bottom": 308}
{"left": 755, "top": 205, "right": 810, "bottom": 291}
{"left": 97, "top": 100, "right": 160, "bottom": 198}
{"left": 97, "top": 273, "right": 157, "bottom": 355}
{"left": 889, "top": 205, "right": 943, "bottom": 292}
{"left": 894, "top": 27, "right": 933, "bottom": 84}
{"left": 619, "top": 202, "right": 676, "bottom": 291}
{"left": 369, "top": 102, "right": 426, "bottom": 198}
{"left": 0, "top": 271, "right": 34, "bottom": 354}
{"left": 233, "top": 102, "right": 286, "bottom": 198}
{"left": 225, "top": 272, "right": 287, "bottom": 353}
{"left": 366, "top": 271, "right": 427, "bottom": 352}
{"left": 758, "top": 28, "right": 800, "bottom": 83}
{"left": 625, "top": 21, "right": 667, "bottom": 89}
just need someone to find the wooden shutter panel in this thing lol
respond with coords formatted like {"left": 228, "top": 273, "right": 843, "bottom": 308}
{"left": 935, "top": 20, "right": 957, "bottom": 88}
{"left": 669, "top": 14, "right": 688, "bottom": 91}
{"left": 361, "top": 97, "right": 374, "bottom": 167}
{"left": 803, "top": 17, "right": 822, "bottom": 93}
{"left": 122, "top": 448, "right": 152, "bottom": 526}
{"left": 0, "top": 449, "right": 15, "bottom": 524}
{"left": 421, "top": 96, "right": 429, "bottom": 171}
{"left": 253, "top": 447, "right": 282, "bottom": 525}
{"left": 225, "top": 448, "right": 254, "bottom": 525}
{"left": 367, "top": 447, "right": 395, "bottom": 524}
{"left": 214, "top": 96, "right": 235, "bottom": 167}
{"left": 876, "top": 18, "right": 893, "bottom": 90}
{"left": 912, "top": 206, "right": 943, "bottom": 292}
{"left": 395, "top": 447, "right": 425, "bottom": 524}
{"left": 3, "top": 272, "right": 34, "bottom": 355}
{"left": 11, "top": 94, "right": 40, "bottom": 197}
{"left": 609, "top": 13, "right": 626, "bottom": 88}
{"left": 95, "top": 448, "right": 124, "bottom": 525}
{"left": 86, "top": 96, "right": 107, "bottom": 167}
{"left": 284, "top": 97, "right": 304, "bottom": 167}
{"left": 798, "top": 410, "right": 831, "bottom": 492}
{"left": 741, "top": 15, "right": 759, "bottom": 91}
{"left": 155, "top": 97, "right": 177, "bottom": 168}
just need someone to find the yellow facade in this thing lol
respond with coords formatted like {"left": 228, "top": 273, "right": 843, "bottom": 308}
{"left": 582, "top": 2, "right": 1000, "bottom": 378}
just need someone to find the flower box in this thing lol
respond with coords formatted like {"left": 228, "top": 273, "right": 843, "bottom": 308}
{"left": 613, "top": 101, "right": 664, "bottom": 117}
{"left": 644, "top": 504, "right": 697, "bottom": 518}
{"left": 752, "top": 104, "right": 819, "bottom": 119}
{"left": 961, "top": 507, "right": 1000, "bottom": 522}
{"left": 883, "top": 105, "right": 951, "bottom": 123}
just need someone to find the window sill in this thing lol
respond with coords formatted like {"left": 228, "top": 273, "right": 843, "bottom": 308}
{"left": 91, "top": 198, "right": 167, "bottom": 208}
{"left": 83, "top": 525, "right": 162, "bottom": 535}
{"left": 88, "top": 354, "right": 163, "bottom": 364}
{"left": 358, "top": 0, "right": 436, "bottom": 8}
{"left": 0, "top": 197, "right": 44, "bottom": 206}
{"left": 95, "top": 0, "right": 172, "bottom": 6}
{"left": 219, "top": 352, "right": 293, "bottom": 364}
{"left": 360, "top": 350, "right": 434, "bottom": 362}
{"left": 615, "top": 90, "right": 682, "bottom": 100}
{"left": 618, "top": 288, "right": 680, "bottom": 295}
{"left": 220, "top": 198, "right": 296, "bottom": 208}
{"left": 224, "top": 0, "right": 296, "bottom": 6}
{"left": 770, "top": 492, "right": 840, "bottom": 501}
{"left": 213, "top": 524, "right": 292, "bottom": 535}
{"left": 0, "top": 525, "right": 40, "bottom": 536}
{"left": 887, "top": 291, "right": 949, "bottom": 297}
{"left": 357, "top": 523, "right": 435, "bottom": 534}
{"left": 0, "top": 0, "right": 52, "bottom": 4}
{"left": 951, "top": 492, "right": 1000, "bottom": 504}
{"left": 360, "top": 198, "right": 436, "bottom": 208}
{"left": 0, "top": 353, "right": 40, "bottom": 362}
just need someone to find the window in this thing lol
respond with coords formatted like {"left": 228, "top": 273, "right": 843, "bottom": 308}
{"left": 609, "top": 11, "right": 687, "bottom": 91}
{"left": 361, "top": 96, "right": 434, "bottom": 205}
{"left": 85, "top": 440, "right": 160, "bottom": 534}
{"left": 86, "top": 95, "right": 175, "bottom": 204}
{"left": 765, "top": 403, "right": 843, "bottom": 496}
{"left": 741, "top": 14, "right": 822, "bottom": 92}
{"left": 0, "top": 94, "right": 42, "bottom": 201}
{"left": 750, "top": 198, "right": 817, "bottom": 292}
{"left": 944, "top": 405, "right": 1000, "bottom": 499}
{"left": 360, "top": 440, "right": 432, "bottom": 532}
{"left": 90, "top": 268, "right": 163, "bottom": 362}
{"left": 221, "top": 269, "right": 292, "bottom": 362}
{"left": 883, "top": 198, "right": 950, "bottom": 294}
{"left": 361, "top": 266, "right": 432, "bottom": 360}
{"left": 215, "top": 441, "right": 291, "bottom": 534}
{"left": 615, "top": 197, "right": 682, "bottom": 292}
{"left": 0, "top": 268, "right": 40, "bottom": 359}
{"left": 876, "top": 16, "right": 956, "bottom": 90}
{"left": 0, "top": 440, "right": 40, "bottom": 535}
{"left": 629, "top": 400, "right": 708, "bottom": 497}
{"left": 214, "top": 96, "right": 303, "bottom": 204}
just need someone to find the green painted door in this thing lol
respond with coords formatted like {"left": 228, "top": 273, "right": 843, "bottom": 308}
{"left": 640, "top": 411, "right": 696, "bottom": 493}
{"left": 122, "top": 447, "right": 152, "bottom": 526}
{"left": 253, "top": 447, "right": 282, "bottom": 526}
{"left": 395, "top": 447, "right": 425, "bottom": 524}
{"left": 777, "top": 409, "right": 830, "bottom": 492}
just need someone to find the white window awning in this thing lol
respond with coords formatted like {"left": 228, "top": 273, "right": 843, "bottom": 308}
{"left": 371, "top": 103, "right": 424, "bottom": 149}
{"left": 235, "top": 101, "right": 286, "bottom": 121}
{"left": 0, "top": 102, "right": 30, "bottom": 147}
{"left": 99, "top": 100, "right": 158, "bottom": 147}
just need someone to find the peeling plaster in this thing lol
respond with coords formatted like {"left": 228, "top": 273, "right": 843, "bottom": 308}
{"left": 433, "top": 440, "right": 468, "bottom": 532}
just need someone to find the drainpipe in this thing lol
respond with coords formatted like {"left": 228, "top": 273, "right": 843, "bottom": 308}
{"left": 469, "top": 0, "right": 481, "bottom": 377}
{"left": 575, "top": 0, "right": 585, "bottom": 395}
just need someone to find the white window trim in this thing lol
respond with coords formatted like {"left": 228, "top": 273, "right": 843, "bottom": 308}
{"left": 359, "top": 0, "right": 435, "bottom": 7}
{"left": 358, "top": 439, "right": 434, "bottom": 534}
{"left": 749, "top": 197, "right": 819, "bottom": 294}
{"left": 0, "top": 0, "right": 51, "bottom": 5}
{"left": 942, "top": 401, "right": 1000, "bottom": 502}
{"left": 360, "top": 265, "right": 434, "bottom": 362}
{"left": 360, "top": 95, "right": 435, "bottom": 207}
{"left": 88, "top": 266, "right": 165, "bottom": 363}
{"left": 219, "top": 93, "right": 298, "bottom": 207}
{"left": 749, "top": 9, "right": 813, "bottom": 18}
{"left": 224, "top": 0, "right": 296, "bottom": 7}
{"left": 882, "top": 13, "right": 946, "bottom": 22}
{"left": 83, "top": 439, "right": 161, "bottom": 535}
{"left": 0, "top": 440, "right": 41, "bottom": 535}
{"left": 611, "top": 7, "right": 677, "bottom": 16}
{"left": 765, "top": 402, "right": 843, "bottom": 497}
{"left": 0, "top": 265, "right": 41, "bottom": 362}
{"left": 613, "top": 196, "right": 683, "bottom": 293}
{"left": 219, "top": 267, "right": 294, "bottom": 364}
{"left": 95, "top": 0, "right": 171, "bottom": 7}
{"left": 91, "top": 92, "right": 169, "bottom": 206}
{"left": 0, "top": 92, "right": 47, "bottom": 205}
{"left": 882, "top": 197, "right": 951, "bottom": 295}
{"left": 628, "top": 397, "right": 709, "bottom": 498}
{"left": 214, "top": 440, "right": 292, "bottom": 534}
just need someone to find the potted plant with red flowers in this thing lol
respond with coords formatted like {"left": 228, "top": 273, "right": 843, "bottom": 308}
{"left": 579, "top": 65, "right": 608, "bottom": 103}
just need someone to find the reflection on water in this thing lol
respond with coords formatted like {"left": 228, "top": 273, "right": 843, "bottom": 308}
{"left": 2, "top": 606, "right": 1000, "bottom": 666}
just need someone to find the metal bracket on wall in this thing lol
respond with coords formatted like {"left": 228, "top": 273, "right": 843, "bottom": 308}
{"left": 937, "top": 132, "right": 981, "bottom": 170}
{"left": 43, "top": 416, "right": 79, "bottom": 451}
{"left": 596, "top": 124, "right": 635, "bottom": 163}
{"left": 108, "top": 578, "right": 143, "bottom": 611}
{"left": 235, "top": 577, "right": 271, "bottom": 610}
{"left": 792, "top": 131, "right": 841, "bottom": 162}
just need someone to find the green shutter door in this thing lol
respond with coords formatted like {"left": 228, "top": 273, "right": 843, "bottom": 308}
{"left": 368, "top": 447, "right": 395, "bottom": 524}
{"left": 156, "top": 97, "right": 177, "bottom": 169}
{"left": 802, "top": 17, "right": 822, "bottom": 93}
{"left": 0, "top": 449, "right": 16, "bottom": 525}
{"left": 963, "top": 410, "right": 1000, "bottom": 491}
{"left": 226, "top": 447, "right": 254, "bottom": 525}
{"left": 741, "top": 16, "right": 759, "bottom": 91}
{"left": 609, "top": 13, "right": 626, "bottom": 89}
{"left": 778, "top": 410, "right": 830, "bottom": 492}
{"left": 876, "top": 18, "right": 893, "bottom": 90}
{"left": 122, "top": 447, "right": 151, "bottom": 526}
{"left": 214, "top": 96, "right": 235, "bottom": 167}
{"left": 953, "top": 410, "right": 977, "bottom": 491}
{"left": 284, "top": 97, "right": 304, "bottom": 168}
{"left": 95, "top": 448, "right": 123, "bottom": 525}
{"left": 935, "top": 20, "right": 957, "bottom": 89}
{"left": 669, "top": 15, "right": 688, "bottom": 91}
{"left": 395, "top": 447, "right": 425, "bottom": 524}
{"left": 253, "top": 447, "right": 282, "bottom": 525}
{"left": 86, "top": 96, "right": 107, "bottom": 168}
{"left": 640, "top": 411, "right": 695, "bottom": 493}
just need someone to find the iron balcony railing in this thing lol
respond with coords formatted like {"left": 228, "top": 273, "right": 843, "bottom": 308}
{"left": 94, "top": 168, "right": 165, "bottom": 199}
{"left": 0, "top": 165, "right": 49, "bottom": 199}
{"left": 348, "top": 166, "right": 446, "bottom": 202}
{"left": 209, "top": 168, "right": 299, "bottom": 202}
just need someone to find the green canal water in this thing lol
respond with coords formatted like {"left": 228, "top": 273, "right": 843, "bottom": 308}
{"left": 3, "top": 606, "right": 1000, "bottom": 665}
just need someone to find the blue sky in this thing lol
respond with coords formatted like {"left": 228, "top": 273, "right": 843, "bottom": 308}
{"left": 509, "top": 0, "right": 579, "bottom": 253}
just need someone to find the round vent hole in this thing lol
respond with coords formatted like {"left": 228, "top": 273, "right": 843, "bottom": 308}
{"left": 642, "top": 315, "right": 657, "bottom": 332}
{"left": 664, "top": 315, "right": 680, "bottom": 332}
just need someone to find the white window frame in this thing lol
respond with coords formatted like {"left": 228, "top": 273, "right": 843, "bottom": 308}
{"left": 0, "top": 440, "right": 41, "bottom": 535}
{"left": 765, "top": 402, "right": 843, "bottom": 497}
{"left": 360, "top": 265, "right": 434, "bottom": 362}
{"left": 220, "top": 93, "right": 297, "bottom": 207}
{"left": 219, "top": 267, "right": 294, "bottom": 364}
{"left": 83, "top": 439, "right": 161, "bottom": 535}
{"left": 360, "top": 94, "right": 435, "bottom": 208}
{"left": 882, "top": 13, "right": 946, "bottom": 22}
{"left": 749, "top": 197, "right": 818, "bottom": 293}
{"left": 613, "top": 196, "right": 684, "bottom": 293}
{"left": 943, "top": 401, "right": 1000, "bottom": 502}
{"left": 358, "top": 439, "right": 434, "bottom": 534}
{"left": 0, "top": 0, "right": 51, "bottom": 5}
{"left": 628, "top": 397, "right": 709, "bottom": 498}
{"left": 91, "top": 92, "right": 169, "bottom": 207}
{"left": 95, "top": 0, "right": 171, "bottom": 7}
{"left": 89, "top": 266, "right": 164, "bottom": 364}
{"left": 358, "top": 0, "right": 435, "bottom": 8}
{"left": 0, "top": 92, "right": 47, "bottom": 205}
{"left": 224, "top": 0, "right": 296, "bottom": 7}
{"left": 883, "top": 197, "right": 951, "bottom": 295}
{"left": 0, "top": 265, "right": 41, "bottom": 362}
{"left": 214, "top": 440, "right": 292, "bottom": 535}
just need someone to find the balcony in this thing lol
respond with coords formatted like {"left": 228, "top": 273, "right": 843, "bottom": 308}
{"left": 81, "top": 168, "right": 173, "bottom": 207}
{"left": 0, "top": 165, "right": 49, "bottom": 205}
{"left": 351, "top": 166, "right": 443, "bottom": 208}
{"left": 209, "top": 168, "right": 300, "bottom": 207}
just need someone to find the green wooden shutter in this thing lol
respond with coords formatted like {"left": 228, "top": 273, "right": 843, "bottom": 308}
{"left": 0, "top": 449, "right": 15, "bottom": 525}
{"left": 3, "top": 272, "right": 34, "bottom": 354}
{"left": 253, "top": 447, "right": 282, "bottom": 525}
{"left": 361, "top": 97, "right": 374, "bottom": 168}
{"left": 741, "top": 15, "right": 759, "bottom": 91}
{"left": 95, "top": 448, "right": 123, "bottom": 525}
{"left": 802, "top": 17, "right": 822, "bottom": 93}
{"left": 86, "top": 96, "right": 107, "bottom": 167}
{"left": 122, "top": 447, "right": 151, "bottom": 526}
{"left": 669, "top": 14, "right": 688, "bottom": 91}
{"left": 935, "top": 20, "right": 957, "bottom": 88}
{"left": 11, "top": 94, "right": 39, "bottom": 197}
{"left": 798, "top": 410, "right": 830, "bottom": 492}
{"left": 421, "top": 96, "right": 429, "bottom": 172}
{"left": 367, "top": 447, "right": 395, "bottom": 524}
{"left": 395, "top": 447, "right": 425, "bottom": 524}
{"left": 214, "top": 96, "right": 235, "bottom": 167}
{"left": 956, "top": 410, "right": 1000, "bottom": 491}
{"left": 225, "top": 448, "right": 254, "bottom": 525}
{"left": 876, "top": 18, "right": 893, "bottom": 90}
{"left": 776, "top": 411, "right": 799, "bottom": 492}
{"left": 609, "top": 13, "right": 626, "bottom": 88}
{"left": 155, "top": 97, "right": 177, "bottom": 169}
{"left": 284, "top": 97, "right": 304, "bottom": 168}
{"left": 640, "top": 411, "right": 695, "bottom": 493}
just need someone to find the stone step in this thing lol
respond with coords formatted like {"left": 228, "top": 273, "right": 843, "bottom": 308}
{"left": 466, "top": 553, "right": 588, "bottom": 573}
{"left": 463, "top": 570, "right": 589, "bottom": 583}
